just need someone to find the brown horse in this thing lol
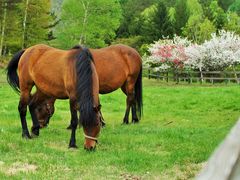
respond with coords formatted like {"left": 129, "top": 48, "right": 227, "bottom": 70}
{"left": 6, "top": 44, "right": 102, "bottom": 150}
{"left": 35, "top": 44, "right": 143, "bottom": 128}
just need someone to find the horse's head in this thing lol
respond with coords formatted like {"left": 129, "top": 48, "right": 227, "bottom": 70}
{"left": 83, "top": 105, "right": 103, "bottom": 151}
{"left": 36, "top": 102, "right": 54, "bottom": 128}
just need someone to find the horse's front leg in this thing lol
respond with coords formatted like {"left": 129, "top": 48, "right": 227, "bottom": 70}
{"left": 18, "top": 92, "right": 31, "bottom": 139}
{"left": 66, "top": 109, "right": 106, "bottom": 129}
{"left": 69, "top": 98, "right": 78, "bottom": 148}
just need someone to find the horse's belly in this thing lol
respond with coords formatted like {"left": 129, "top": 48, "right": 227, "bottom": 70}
{"left": 99, "top": 84, "right": 118, "bottom": 94}
{"left": 94, "top": 55, "right": 128, "bottom": 94}
{"left": 32, "top": 71, "right": 68, "bottom": 98}
{"left": 99, "top": 75, "right": 126, "bottom": 94}
{"left": 35, "top": 81, "right": 68, "bottom": 99}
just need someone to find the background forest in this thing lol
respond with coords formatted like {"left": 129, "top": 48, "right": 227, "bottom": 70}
{"left": 0, "top": 0, "right": 240, "bottom": 61}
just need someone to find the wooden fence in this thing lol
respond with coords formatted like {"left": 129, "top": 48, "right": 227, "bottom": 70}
{"left": 197, "top": 119, "right": 240, "bottom": 180}
{"left": 146, "top": 69, "right": 240, "bottom": 84}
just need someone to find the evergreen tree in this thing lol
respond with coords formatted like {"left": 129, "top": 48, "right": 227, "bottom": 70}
{"left": 229, "top": 0, "right": 240, "bottom": 15}
{"left": 21, "top": 0, "right": 52, "bottom": 48}
{"left": 116, "top": 0, "right": 156, "bottom": 38}
{"left": 138, "top": 1, "right": 174, "bottom": 43}
{"left": 153, "top": 1, "right": 174, "bottom": 38}
{"left": 0, "top": 0, "right": 52, "bottom": 58}
{"left": 209, "top": 1, "right": 227, "bottom": 30}
{"left": 0, "top": 0, "right": 22, "bottom": 56}
{"left": 218, "top": 0, "right": 235, "bottom": 11}
{"left": 174, "top": 0, "right": 189, "bottom": 35}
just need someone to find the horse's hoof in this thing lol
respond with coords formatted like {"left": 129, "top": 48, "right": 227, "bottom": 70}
{"left": 31, "top": 126, "right": 40, "bottom": 136}
{"left": 31, "top": 130, "right": 39, "bottom": 137}
{"left": 132, "top": 119, "right": 139, "bottom": 123}
{"left": 22, "top": 133, "right": 32, "bottom": 139}
{"left": 66, "top": 125, "right": 72, "bottom": 130}
{"left": 69, "top": 144, "right": 78, "bottom": 149}
{"left": 122, "top": 122, "right": 129, "bottom": 125}
{"left": 31, "top": 132, "right": 39, "bottom": 138}
{"left": 122, "top": 119, "right": 129, "bottom": 125}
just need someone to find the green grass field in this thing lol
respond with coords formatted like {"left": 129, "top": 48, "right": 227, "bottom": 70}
{"left": 0, "top": 69, "right": 240, "bottom": 179}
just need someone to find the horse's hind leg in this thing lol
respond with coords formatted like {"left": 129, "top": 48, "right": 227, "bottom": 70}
{"left": 121, "top": 78, "right": 136, "bottom": 124}
{"left": 18, "top": 87, "right": 32, "bottom": 139}
{"left": 131, "top": 102, "right": 139, "bottom": 123}
{"left": 68, "top": 97, "right": 78, "bottom": 148}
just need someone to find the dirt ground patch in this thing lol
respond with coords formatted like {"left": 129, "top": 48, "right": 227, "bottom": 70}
{"left": 159, "top": 162, "right": 206, "bottom": 180}
{"left": 120, "top": 173, "right": 141, "bottom": 180}
{"left": 1, "top": 162, "right": 37, "bottom": 176}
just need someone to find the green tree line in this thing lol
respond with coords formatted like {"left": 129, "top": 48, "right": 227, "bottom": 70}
{"left": 0, "top": 0, "right": 51, "bottom": 59}
{"left": 0, "top": 0, "right": 240, "bottom": 61}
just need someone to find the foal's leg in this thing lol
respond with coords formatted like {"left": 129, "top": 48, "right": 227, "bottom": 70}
{"left": 69, "top": 98, "right": 78, "bottom": 148}
{"left": 18, "top": 87, "right": 32, "bottom": 139}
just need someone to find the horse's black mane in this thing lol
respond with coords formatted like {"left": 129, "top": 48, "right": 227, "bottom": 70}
{"left": 75, "top": 48, "right": 97, "bottom": 128}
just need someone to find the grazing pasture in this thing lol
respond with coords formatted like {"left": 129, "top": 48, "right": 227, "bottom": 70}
{"left": 0, "top": 69, "right": 239, "bottom": 179}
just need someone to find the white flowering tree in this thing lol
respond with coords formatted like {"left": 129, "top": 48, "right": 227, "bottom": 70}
{"left": 185, "top": 30, "right": 240, "bottom": 71}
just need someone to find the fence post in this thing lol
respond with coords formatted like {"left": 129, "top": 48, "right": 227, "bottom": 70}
{"left": 148, "top": 69, "right": 150, "bottom": 79}
{"left": 188, "top": 71, "right": 191, "bottom": 84}
{"left": 224, "top": 72, "right": 227, "bottom": 85}
{"left": 176, "top": 70, "right": 179, "bottom": 84}
{"left": 200, "top": 70, "right": 203, "bottom": 84}
{"left": 166, "top": 71, "right": 169, "bottom": 82}
{"left": 233, "top": 66, "right": 239, "bottom": 84}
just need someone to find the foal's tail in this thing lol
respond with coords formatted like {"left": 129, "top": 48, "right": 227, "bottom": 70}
{"left": 75, "top": 48, "right": 97, "bottom": 127}
{"left": 6, "top": 50, "right": 25, "bottom": 94}
{"left": 135, "top": 66, "right": 143, "bottom": 120}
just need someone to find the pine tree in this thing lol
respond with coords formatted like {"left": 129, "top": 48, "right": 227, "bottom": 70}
{"left": 21, "top": 0, "right": 52, "bottom": 48}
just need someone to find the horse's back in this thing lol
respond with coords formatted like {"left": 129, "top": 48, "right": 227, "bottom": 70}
{"left": 100, "top": 44, "right": 142, "bottom": 74}
{"left": 90, "top": 44, "right": 142, "bottom": 93}
{"left": 111, "top": 44, "right": 142, "bottom": 74}
{"left": 18, "top": 44, "right": 78, "bottom": 98}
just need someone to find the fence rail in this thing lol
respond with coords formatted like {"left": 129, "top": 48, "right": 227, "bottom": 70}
{"left": 146, "top": 69, "right": 240, "bottom": 84}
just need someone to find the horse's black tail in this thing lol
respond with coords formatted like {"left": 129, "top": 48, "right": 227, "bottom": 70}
{"left": 135, "top": 66, "right": 143, "bottom": 120}
{"left": 6, "top": 50, "right": 25, "bottom": 94}
{"left": 75, "top": 48, "right": 97, "bottom": 127}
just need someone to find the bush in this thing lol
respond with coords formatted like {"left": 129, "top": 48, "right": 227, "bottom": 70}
{"left": 144, "top": 30, "right": 240, "bottom": 72}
